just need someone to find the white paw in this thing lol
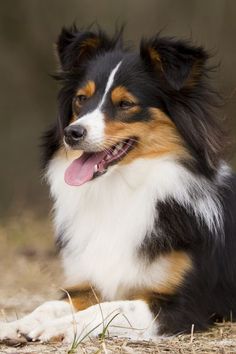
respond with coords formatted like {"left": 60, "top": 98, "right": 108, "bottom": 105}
{"left": 0, "top": 301, "right": 72, "bottom": 342}
{"left": 28, "top": 318, "right": 76, "bottom": 343}
{"left": 27, "top": 308, "right": 101, "bottom": 344}
{"left": 0, "top": 321, "right": 19, "bottom": 341}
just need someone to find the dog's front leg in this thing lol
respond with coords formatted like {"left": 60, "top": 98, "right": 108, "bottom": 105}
{"left": 0, "top": 300, "right": 71, "bottom": 341}
{"left": 0, "top": 285, "right": 100, "bottom": 342}
{"left": 27, "top": 300, "right": 157, "bottom": 343}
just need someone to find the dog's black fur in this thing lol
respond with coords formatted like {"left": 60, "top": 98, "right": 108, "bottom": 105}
{"left": 42, "top": 26, "right": 236, "bottom": 335}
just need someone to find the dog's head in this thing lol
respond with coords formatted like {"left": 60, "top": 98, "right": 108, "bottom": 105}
{"left": 44, "top": 26, "right": 225, "bottom": 186}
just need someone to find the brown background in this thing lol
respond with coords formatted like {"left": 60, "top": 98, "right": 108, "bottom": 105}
{"left": 0, "top": 0, "right": 235, "bottom": 217}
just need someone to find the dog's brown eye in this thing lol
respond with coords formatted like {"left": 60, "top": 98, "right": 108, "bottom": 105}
{"left": 76, "top": 95, "right": 87, "bottom": 104}
{"left": 73, "top": 95, "right": 87, "bottom": 113}
{"left": 118, "top": 100, "right": 135, "bottom": 110}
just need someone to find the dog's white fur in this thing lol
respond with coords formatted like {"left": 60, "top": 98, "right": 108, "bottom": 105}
{"left": 0, "top": 152, "right": 227, "bottom": 343}
{"left": 48, "top": 154, "right": 223, "bottom": 296}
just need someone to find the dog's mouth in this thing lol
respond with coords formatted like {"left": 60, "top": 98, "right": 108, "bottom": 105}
{"left": 64, "top": 138, "right": 136, "bottom": 186}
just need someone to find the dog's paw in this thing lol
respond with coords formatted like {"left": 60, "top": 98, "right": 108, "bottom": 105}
{"left": 0, "top": 301, "right": 72, "bottom": 343}
{"left": 0, "top": 321, "right": 21, "bottom": 342}
{"left": 28, "top": 318, "right": 76, "bottom": 343}
{"left": 0, "top": 318, "right": 43, "bottom": 343}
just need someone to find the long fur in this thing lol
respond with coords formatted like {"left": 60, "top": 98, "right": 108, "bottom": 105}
{"left": 41, "top": 26, "right": 236, "bottom": 335}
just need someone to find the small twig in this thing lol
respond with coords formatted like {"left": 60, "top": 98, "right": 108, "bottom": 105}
{"left": 190, "top": 324, "right": 195, "bottom": 344}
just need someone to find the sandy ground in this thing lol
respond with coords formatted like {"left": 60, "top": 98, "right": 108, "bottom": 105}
{"left": 0, "top": 215, "right": 236, "bottom": 353}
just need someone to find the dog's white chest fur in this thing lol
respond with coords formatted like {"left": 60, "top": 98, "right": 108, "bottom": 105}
{"left": 47, "top": 154, "right": 221, "bottom": 299}
{"left": 47, "top": 156, "right": 160, "bottom": 298}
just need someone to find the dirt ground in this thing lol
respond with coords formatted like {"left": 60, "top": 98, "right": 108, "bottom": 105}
{"left": 0, "top": 214, "right": 236, "bottom": 354}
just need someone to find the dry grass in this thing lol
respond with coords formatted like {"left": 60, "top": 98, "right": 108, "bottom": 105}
{"left": 0, "top": 214, "right": 236, "bottom": 353}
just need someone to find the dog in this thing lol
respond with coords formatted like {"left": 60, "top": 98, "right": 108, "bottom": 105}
{"left": 1, "top": 26, "right": 236, "bottom": 343}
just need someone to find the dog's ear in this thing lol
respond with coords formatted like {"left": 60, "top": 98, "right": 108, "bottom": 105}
{"left": 57, "top": 25, "right": 121, "bottom": 71}
{"left": 140, "top": 36, "right": 208, "bottom": 90}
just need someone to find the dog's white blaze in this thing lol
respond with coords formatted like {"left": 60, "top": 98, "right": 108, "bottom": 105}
{"left": 99, "top": 61, "right": 121, "bottom": 108}
{"left": 70, "top": 61, "right": 121, "bottom": 147}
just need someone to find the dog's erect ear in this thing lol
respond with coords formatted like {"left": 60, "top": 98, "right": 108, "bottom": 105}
{"left": 140, "top": 36, "right": 208, "bottom": 90}
{"left": 57, "top": 25, "right": 122, "bottom": 71}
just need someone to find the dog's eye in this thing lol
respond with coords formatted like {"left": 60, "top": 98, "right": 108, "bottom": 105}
{"left": 73, "top": 95, "right": 87, "bottom": 113}
{"left": 118, "top": 101, "right": 135, "bottom": 110}
{"left": 75, "top": 95, "right": 87, "bottom": 104}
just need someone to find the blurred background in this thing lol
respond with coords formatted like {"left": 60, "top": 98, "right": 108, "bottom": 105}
{"left": 0, "top": 0, "right": 236, "bottom": 217}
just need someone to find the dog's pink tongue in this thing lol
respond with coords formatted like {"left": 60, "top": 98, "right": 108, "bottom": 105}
{"left": 64, "top": 152, "right": 106, "bottom": 186}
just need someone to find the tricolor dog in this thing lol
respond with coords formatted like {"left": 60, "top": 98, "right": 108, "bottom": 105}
{"left": 1, "top": 26, "right": 236, "bottom": 343}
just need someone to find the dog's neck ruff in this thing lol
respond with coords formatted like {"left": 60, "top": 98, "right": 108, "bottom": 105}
{"left": 47, "top": 155, "right": 226, "bottom": 298}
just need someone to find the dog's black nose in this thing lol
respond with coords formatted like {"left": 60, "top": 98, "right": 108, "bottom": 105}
{"left": 64, "top": 125, "right": 87, "bottom": 145}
